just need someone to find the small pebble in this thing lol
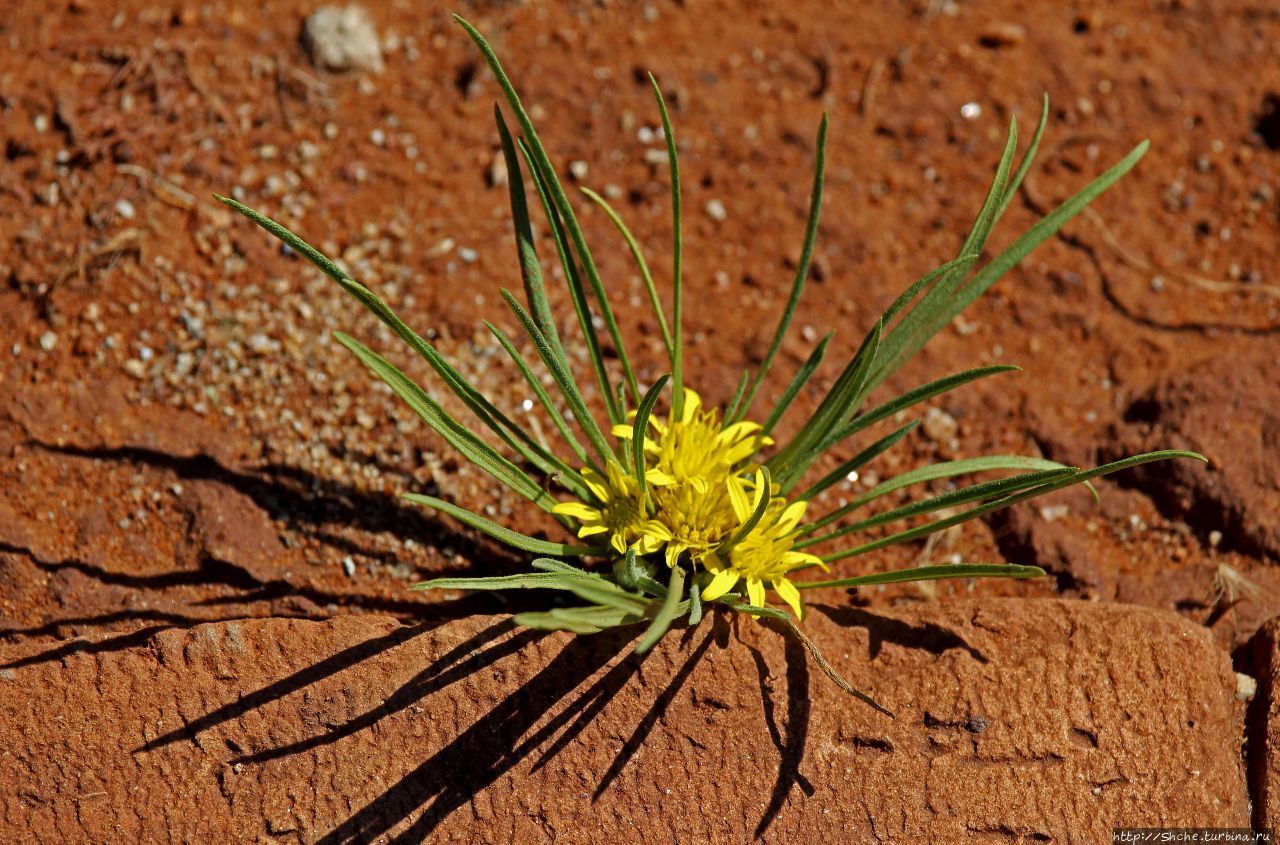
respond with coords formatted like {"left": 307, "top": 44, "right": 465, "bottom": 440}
{"left": 922, "top": 407, "right": 959, "bottom": 442}
{"left": 115, "top": 198, "right": 136, "bottom": 220}
{"left": 960, "top": 102, "right": 982, "bottom": 120}
{"left": 38, "top": 331, "right": 57, "bottom": 351}
{"left": 342, "top": 556, "right": 357, "bottom": 577}
{"left": 705, "top": 199, "right": 727, "bottom": 222}
{"left": 302, "top": 5, "right": 385, "bottom": 73}
{"left": 458, "top": 247, "right": 478, "bottom": 263}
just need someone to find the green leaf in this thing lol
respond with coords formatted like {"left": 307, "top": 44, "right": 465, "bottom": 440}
{"left": 648, "top": 73, "right": 685, "bottom": 415}
{"left": 797, "top": 563, "right": 1044, "bottom": 590}
{"left": 870, "top": 118, "right": 1020, "bottom": 387}
{"left": 495, "top": 106, "right": 567, "bottom": 365}
{"left": 631, "top": 375, "right": 670, "bottom": 496}
{"left": 403, "top": 493, "right": 604, "bottom": 556}
{"left": 580, "top": 186, "right": 674, "bottom": 359}
{"left": 723, "top": 370, "right": 752, "bottom": 425}
{"left": 804, "top": 453, "right": 1072, "bottom": 534}
{"left": 486, "top": 321, "right": 595, "bottom": 477}
{"left": 910, "top": 140, "right": 1150, "bottom": 359}
{"left": 457, "top": 16, "right": 639, "bottom": 411}
{"left": 820, "top": 450, "right": 1204, "bottom": 564}
{"left": 518, "top": 139, "right": 621, "bottom": 424}
{"left": 333, "top": 332, "right": 554, "bottom": 512}
{"left": 635, "top": 563, "right": 687, "bottom": 654}
{"left": 796, "top": 419, "right": 920, "bottom": 502}
{"left": 796, "top": 467, "right": 1077, "bottom": 549}
{"left": 531, "top": 558, "right": 603, "bottom": 578}
{"left": 761, "top": 333, "right": 832, "bottom": 437}
{"left": 735, "top": 113, "right": 828, "bottom": 422}
{"left": 771, "top": 319, "right": 882, "bottom": 489}
{"left": 515, "top": 605, "right": 641, "bottom": 634}
{"left": 501, "top": 290, "right": 614, "bottom": 464}
{"left": 216, "top": 196, "right": 569, "bottom": 488}
{"left": 417, "top": 570, "right": 650, "bottom": 615}
{"left": 994, "top": 94, "right": 1050, "bottom": 223}
{"left": 807, "top": 365, "right": 1021, "bottom": 463}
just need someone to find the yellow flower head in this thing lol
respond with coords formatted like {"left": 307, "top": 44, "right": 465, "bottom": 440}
{"left": 552, "top": 460, "right": 672, "bottom": 555}
{"left": 613, "top": 388, "right": 772, "bottom": 491}
{"left": 608, "top": 387, "right": 773, "bottom": 567}
{"left": 700, "top": 475, "right": 827, "bottom": 618}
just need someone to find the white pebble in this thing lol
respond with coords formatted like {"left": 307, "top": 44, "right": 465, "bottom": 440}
{"left": 960, "top": 102, "right": 982, "bottom": 119}
{"left": 705, "top": 199, "right": 727, "bottom": 222}
{"left": 115, "top": 198, "right": 136, "bottom": 220}
{"left": 38, "top": 331, "right": 57, "bottom": 351}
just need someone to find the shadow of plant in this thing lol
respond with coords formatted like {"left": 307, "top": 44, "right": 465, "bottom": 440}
{"left": 128, "top": 608, "right": 828, "bottom": 841}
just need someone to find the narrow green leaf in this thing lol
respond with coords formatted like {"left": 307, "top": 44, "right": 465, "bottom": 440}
{"left": 771, "top": 320, "right": 882, "bottom": 489}
{"left": 635, "top": 563, "right": 687, "bottom": 654}
{"left": 518, "top": 139, "right": 621, "bottom": 424}
{"left": 531, "top": 558, "right": 603, "bottom": 578}
{"left": 761, "top": 333, "right": 832, "bottom": 437}
{"left": 994, "top": 93, "right": 1050, "bottom": 223}
{"left": 796, "top": 467, "right": 1077, "bottom": 549}
{"left": 417, "top": 570, "right": 650, "bottom": 615}
{"left": 736, "top": 113, "right": 828, "bottom": 421}
{"left": 403, "top": 494, "right": 604, "bottom": 557}
{"left": 501, "top": 290, "right": 614, "bottom": 463}
{"left": 870, "top": 118, "right": 1019, "bottom": 387}
{"left": 723, "top": 370, "right": 752, "bottom": 425}
{"left": 820, "top": 450, "right": 1204, "bottom": 563}
{"left": 914, "top": 140, "right": 1150, "bottom": 348}
{"left": 495, "top": 106, "right": 566, "bottom": 364}
{"left": 807, "top": 365, "right": 1021, "bottom": 463}
{"left": 631, "top": 375, "right": 670, "bottom": 495}
{"left": 879, "top": 254, "right": 981, "bottom": 332}
{"left": 515, "top": 605, "right": 641, "bottom": 635}
{"left": 333, "top": 332, "right": 554, "bottom": 511}
{"left": 486, "top": 321, "right": 594, "bottom": 475}
{"left": 457, "top": 16, "right": 638, "bottom": 410}
{"left": 648, "top": 73, "right": 685, "bottom": 415}
{"left": 798, "top": 563, "right": 1044, "bottom": 590}
{"left": 217, "top": 196, "right": 567, "bottom": 486}
{"left": 804, "top": 453, "right": 1070, "bottom": 534}
{"left": 580, "top": 186, "right": 674, "bottom": 360}
{"left": 796, "top": 419, "right": 920, "bottom": 503}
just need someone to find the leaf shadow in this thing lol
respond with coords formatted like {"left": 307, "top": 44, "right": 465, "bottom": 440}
{"left": 33, "top": 441, "right": 525, "bottom": 573}
{"left": 813, "top": 603, "right": 988, "bottom": 663}
{"left": 745, "top": 619, "right": 816, "bottom": 840}
{"left": 315, "top": 625, "right": 641, "bottom": 845}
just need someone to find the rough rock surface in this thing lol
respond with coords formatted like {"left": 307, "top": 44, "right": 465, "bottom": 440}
{"left": 0, "top": 599, "right": 1246, "bottom": 843}
{"left": 1114, "top": 356, "right": 1280, "bottom": 562}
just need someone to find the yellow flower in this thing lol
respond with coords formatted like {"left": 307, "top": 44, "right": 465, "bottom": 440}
{"left": 552, "top": 460, "right": 672, "bottom": 555}
{"left": 610, "top": 387, "right": 773, "bottom": 567}
{"left": 612, "top": 388, "right": 771, "bottom": 491}
{"left": 700, "top": 477, "right": 827, "bottom": 618}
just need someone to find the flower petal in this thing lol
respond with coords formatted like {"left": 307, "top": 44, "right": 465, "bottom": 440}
{"left": 773, "top": 577, "right": 805, "bottom": 619}
{"left": 746, "top": 577, "right": 766, "bottom": 608}
{"left": 551, "top": 502, "right": 601, "bottom": 521}
{"left": 701, "top": 568, "right": 740, "bottom": 601}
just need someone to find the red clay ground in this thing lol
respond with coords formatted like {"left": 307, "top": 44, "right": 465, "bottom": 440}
{"left": 1, "top": 0, "right": 1278, "bottom": 840}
